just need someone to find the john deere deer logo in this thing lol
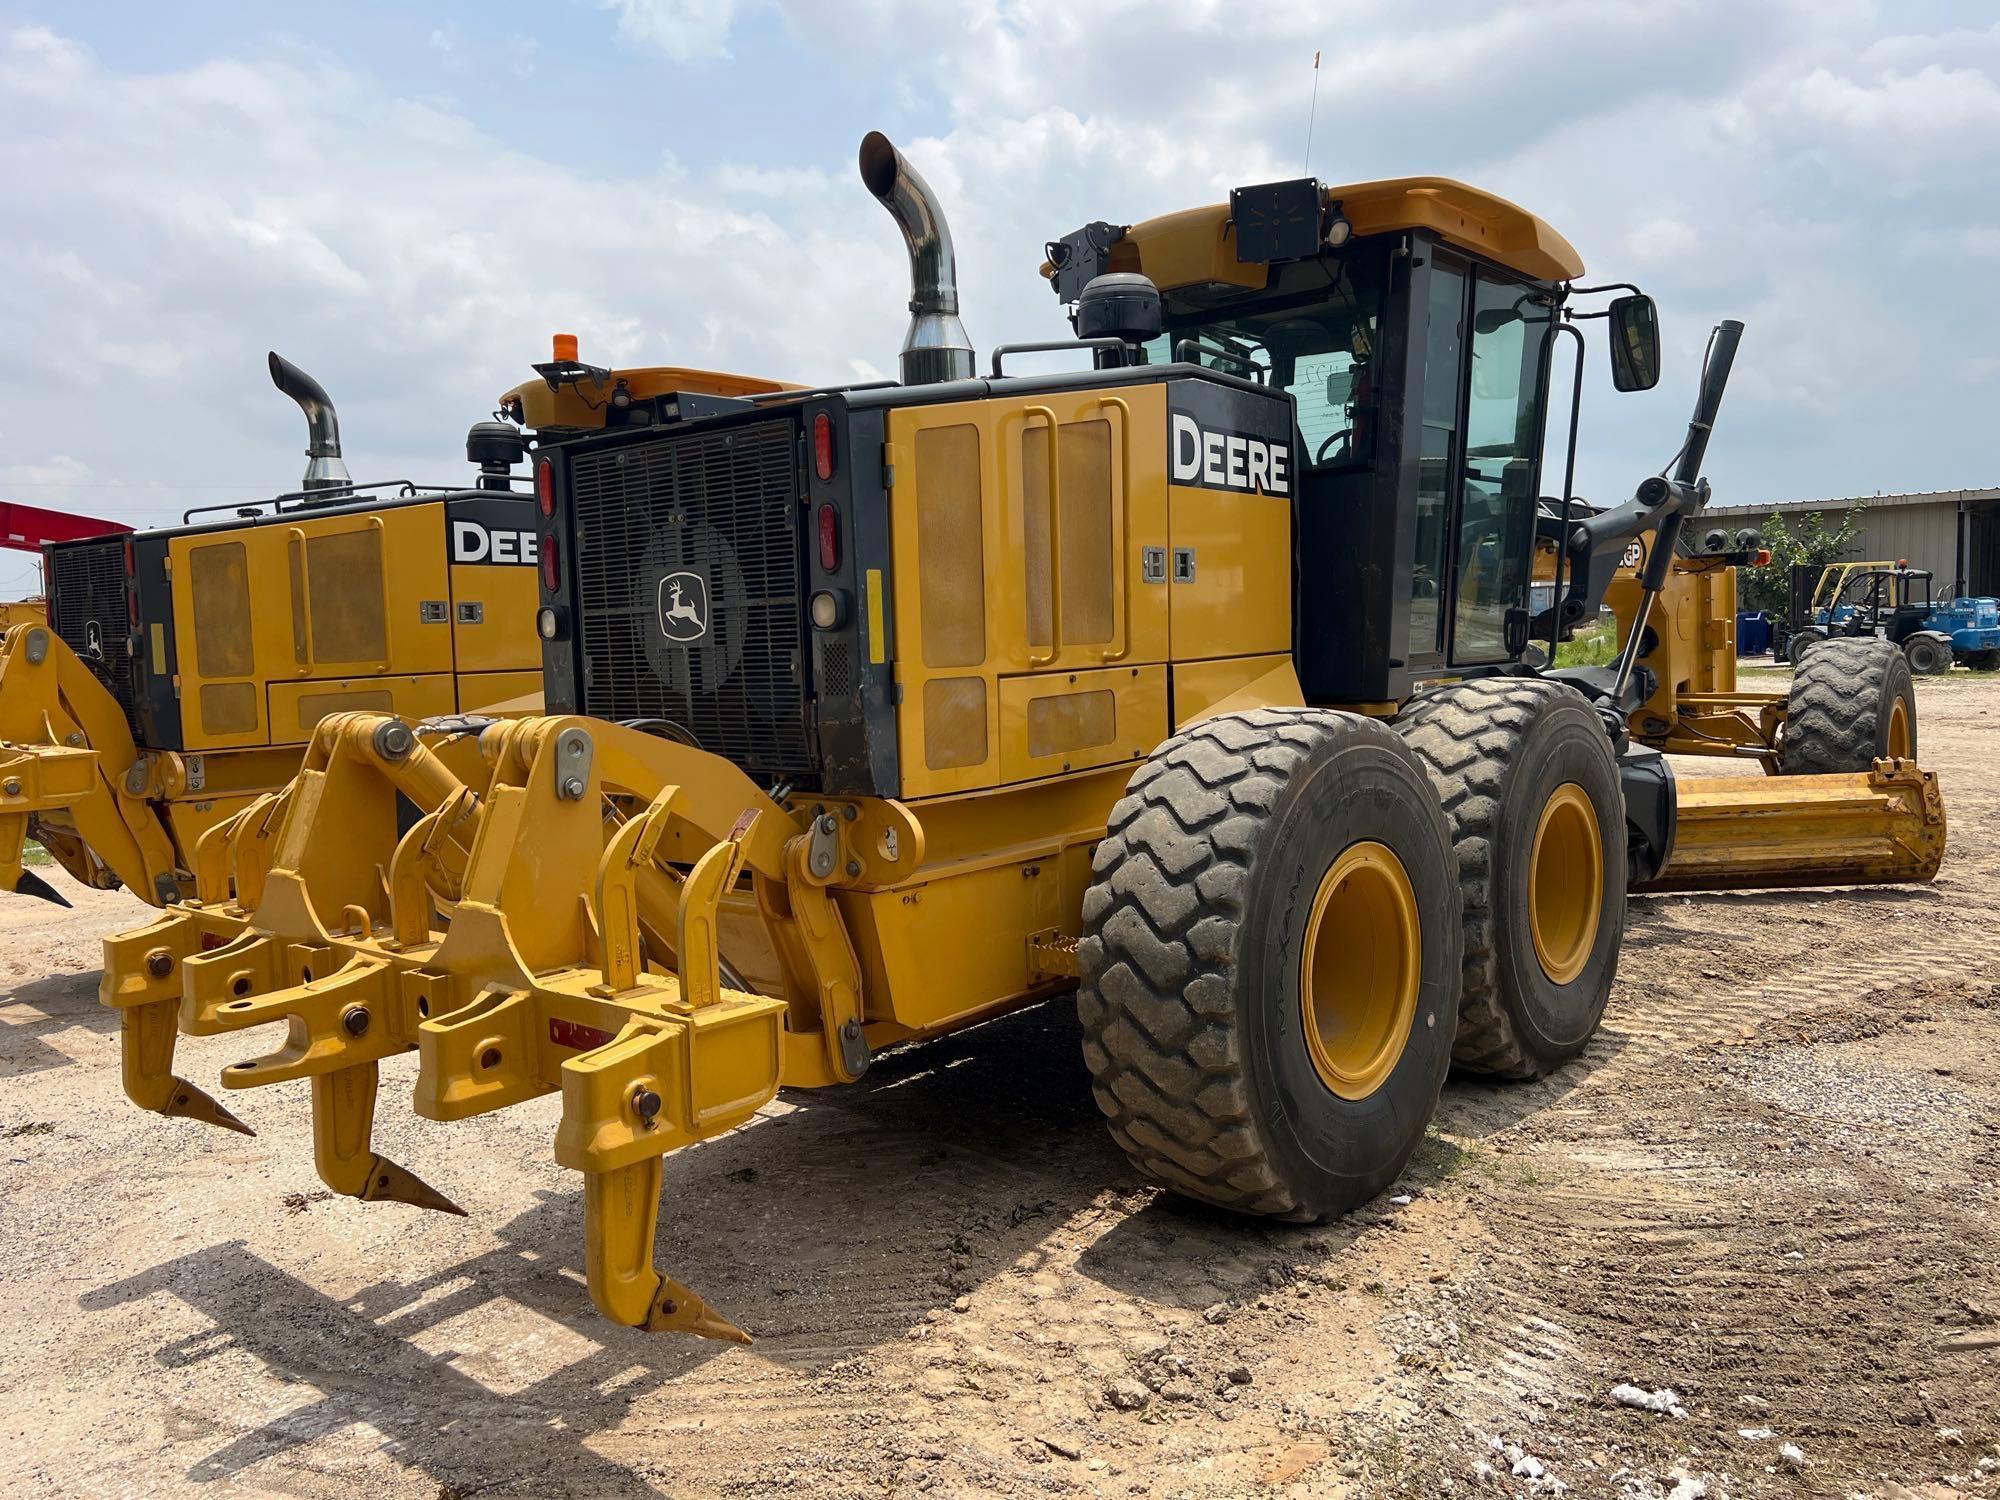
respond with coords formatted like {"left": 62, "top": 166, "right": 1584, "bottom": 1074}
{"left": 657, "top": 571, "right": 709, "bottom": 644}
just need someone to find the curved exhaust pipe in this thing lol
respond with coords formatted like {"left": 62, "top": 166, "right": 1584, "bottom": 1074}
{"left": 267, "top": 351, "right": 353, "bottom": 493}
{"left": 858, "top": 132, "right": 974, "bottom": 385}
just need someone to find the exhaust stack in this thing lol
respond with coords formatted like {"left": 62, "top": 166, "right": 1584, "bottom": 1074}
{"left": 858, "top": 131, "right": 974, "bottom": 385}
{"left": 267, "top": 352, "right": 353, "bottom": 494}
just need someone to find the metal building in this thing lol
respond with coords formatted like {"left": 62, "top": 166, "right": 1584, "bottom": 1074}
{"left": 1712, "top": 488, "right": 2000, "bottom": 596}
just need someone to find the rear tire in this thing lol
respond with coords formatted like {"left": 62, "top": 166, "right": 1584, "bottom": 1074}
{"left": 1394, "top": 679, "right": 1626, "bottom": 1080}
{"left": 1782, "top": 636, "right": 1916, "bottom": 772}
{"left": 1077, "top": 709, "right": 1460, "bottom": 1221}
{"left": 1964, "top": 649, "right": 2000, "bottom": 673}
{"left": 1903, "top": 634, "right": 1953, "bottom": 676}
{"left": 1787, "top": 627, "right": 1827, "bottom": 666}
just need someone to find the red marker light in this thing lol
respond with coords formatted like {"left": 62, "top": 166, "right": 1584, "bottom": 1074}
{"left": 1754, "top": 548, "right": 1772, "bottom": 567}
{"left": 541, "top": 535, "right": 560, "bottom": 592}
{"left": 812, "top": 411, "right": 835, "bottom": 481}
{"left": 123, "top": 539, "right": 135, "bottom": 576}
{"left": 536, "top": 458, "right": 555, "bottom": 517}
{"left": 818, "top": 503, "right": 840, "bottom": 571}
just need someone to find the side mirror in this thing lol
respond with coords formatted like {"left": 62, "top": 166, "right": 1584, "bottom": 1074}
{"left": 1608, "top": 294, "right": 1661, "bottom": 392}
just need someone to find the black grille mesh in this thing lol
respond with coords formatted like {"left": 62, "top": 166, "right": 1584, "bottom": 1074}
{"left": 570, "top": 421, "right": 813, "bottom": 783}
{"left": 48, "top": 539, "right": 141, "bottom": 740}
{"left": 819, "top": 641, "right": 854, "bottom": 697}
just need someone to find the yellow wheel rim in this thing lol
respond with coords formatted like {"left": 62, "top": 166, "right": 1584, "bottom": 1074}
{"left": 1528, "top": 783, "right": 1603, "bottom": 986}
{"left": 1298, "top": 841, "right": 1421, "bottom": 1101}
{"left": 1887, "top": 697, "right": 1912, "bottom": 760}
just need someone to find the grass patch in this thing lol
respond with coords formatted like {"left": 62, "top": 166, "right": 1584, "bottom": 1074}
{"left": 1410, "top": 1124, "right": 1479, "bottom": 1182}
{"left": 1554, "top": 618, "right": 1617, "bottom": 668}
{"left": 21, "top": 841, "right": 51, "bottom": 868}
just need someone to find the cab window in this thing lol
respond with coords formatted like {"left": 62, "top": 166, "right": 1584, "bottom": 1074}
{"left": 1451, "top": 275, "right": 1552, "bottom": 663}
{"left": 1150, "top": 245, "right": 1389, "bottom": 470}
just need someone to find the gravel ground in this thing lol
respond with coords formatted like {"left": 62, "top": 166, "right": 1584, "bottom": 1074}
{"left": 0, "top": 675, "right": 1995, "bottom": 1498}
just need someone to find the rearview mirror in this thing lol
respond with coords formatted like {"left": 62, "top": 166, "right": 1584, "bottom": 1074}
{"left": 1608, "top": 294, "right": 1661, "bottom": 392}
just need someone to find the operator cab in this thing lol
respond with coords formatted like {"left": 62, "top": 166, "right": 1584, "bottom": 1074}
{"left": 1046, "top": 178, "right": 1660, "bottom": 705}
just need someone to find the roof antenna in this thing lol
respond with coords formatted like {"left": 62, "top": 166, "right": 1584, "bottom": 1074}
{"left": 1303, "top": 50, "right": 1322, "bottom": 175}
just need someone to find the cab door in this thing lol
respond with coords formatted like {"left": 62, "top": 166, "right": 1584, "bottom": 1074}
{"left": 1446, "top": 270, "right": 1554, "bottom": 666}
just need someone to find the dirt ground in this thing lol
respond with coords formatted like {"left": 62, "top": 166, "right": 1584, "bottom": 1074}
{"left": 1, "top": 676, "right": 1996, "bottom": 1500}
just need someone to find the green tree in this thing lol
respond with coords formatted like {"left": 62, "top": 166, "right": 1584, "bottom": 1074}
{"left": 1737, "top": 504, "right": 1867, "bottom": 619}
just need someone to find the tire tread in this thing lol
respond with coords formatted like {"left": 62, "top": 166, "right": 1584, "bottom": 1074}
{"left": 1078, "top": 708, "right": 1409, "bottom": 1219}
{"left": 1783, "top": 636, "right": 1908, "bottom": 773}
{"left": 1391, "top": 678, "right": 1586, "bottom": 1079}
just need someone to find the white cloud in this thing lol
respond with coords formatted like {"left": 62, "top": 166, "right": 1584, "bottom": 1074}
{"left": 1, "top": 455, "right": 94, "bottom": 487}
{"left": 601, "top": 0, "right": 739, "bottom": 62}
{"left": 0, "top": 23, "right": 899, "bottom": 529}
{"left": 1790, "top": 63, "right": 2000, "bottom": 139}
{"left": 2, "top": 0, "right": 1998, "bottom": 537}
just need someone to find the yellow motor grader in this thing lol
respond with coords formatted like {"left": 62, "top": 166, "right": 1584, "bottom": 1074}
{"left": 98, "top": 133, "right": 1944, "bottom": 1341}
{"left": 0, "top": 355, "right": 553, "bottom": 907}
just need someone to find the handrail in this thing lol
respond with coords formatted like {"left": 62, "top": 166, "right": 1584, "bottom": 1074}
{"left": 1097, "top": 396, "right": 1133, "bottom": 664}
{"left": 286, "top": 528, "right": 313, "bottom": 675}
{"left": 990, "top": 339, "right": 1127, "bottom": 377}
{"left": 183, "top": 479, "right": 424, "bottom": 526}
{"left": 366, "top": 516, "right": 391, "bottom": 674}
{"left": 1023, "top": 405, "right": 1063, "bottom": 669}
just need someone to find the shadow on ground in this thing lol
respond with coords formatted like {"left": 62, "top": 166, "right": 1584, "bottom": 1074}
{"left": 77, "top": 993, "right": 1594, "bottom": 1492}
{"left": 0, "top": 968, "right": 117, "bottom": 1079}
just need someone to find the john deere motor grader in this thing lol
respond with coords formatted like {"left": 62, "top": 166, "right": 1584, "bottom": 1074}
{"left": 99, "top": 133, "right": 1943, "bottom": 1341}
{"left": 0, "top": 354, "right": 551, "bottom": 908}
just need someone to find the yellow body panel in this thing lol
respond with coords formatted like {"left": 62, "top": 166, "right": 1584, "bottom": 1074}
{"left": 997, "top": 664, "right": 1167, "bottom": 782}
{"left": 267, "top": 675, "right": 459, "bottom": 745}
{"left": 450, "top": 560, "right": 540, "bottom": 672}
{"left": 885, "top": 381, "right": 1292, "bottom": 798}
{"left": 1172, "top": 654, "right": 1305, "bottom": 727}
{"left": 1167, "top": 480, "right": 1292, "bottom": 659}
{"left": 171, "top": 507, "right": 451, "bottom": 749}
{"left": 165, "top": 498, "right": 540, "bottom": 752}
{"left": 458, "top": 669, "right": 545, "bottom": 715}
{"left": 886, "top": 384, "right": 1172, "bottom": 797}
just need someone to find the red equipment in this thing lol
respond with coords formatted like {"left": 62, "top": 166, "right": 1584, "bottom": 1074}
{"left": 0, "top": 501, "right": 132, "bottom": 554}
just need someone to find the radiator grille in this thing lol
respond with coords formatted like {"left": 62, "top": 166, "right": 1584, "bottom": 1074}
{"left": 48, "top": 539, "right": 142, "bottom": 740}
{"left": 570, "top": 420, "right": 813, "bottom": 783}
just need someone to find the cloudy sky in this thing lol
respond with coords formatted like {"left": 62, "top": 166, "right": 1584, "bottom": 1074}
{"left": 1, "top": 1, "right": 1996, "bottom": 597}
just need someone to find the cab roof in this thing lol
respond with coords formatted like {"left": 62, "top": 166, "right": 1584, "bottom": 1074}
{"left": 502, "top": 365, "right": 804, "bottom": 431}
{"left": 1100, "top": 176, "right": 1585, "bottom": 292}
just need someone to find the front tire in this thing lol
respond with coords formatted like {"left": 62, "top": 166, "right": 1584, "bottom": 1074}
{"left": 1394, "top": 679, "right": 1626, "bottom": 1080}
{"left": 1077, "top": 709, "right": 1461, "bottom": 1221}
{"left": 1783, "top": 636, "right": 1916, "bottom": 772}
{"left": 1903, "top": 634, "right": 1953, "bottom": 676}
{"left": 1787, "top": 627, "right": 1827, "bottom": 666}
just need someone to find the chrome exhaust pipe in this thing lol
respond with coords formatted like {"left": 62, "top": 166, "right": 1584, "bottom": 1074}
{"left": 267, "top": 352, "right": 353, "bottom": 493}
{"left": 858, "top": 132, "right": 974, "bottom": 385}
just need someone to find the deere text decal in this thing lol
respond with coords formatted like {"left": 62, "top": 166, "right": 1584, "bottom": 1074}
{"left": 1168, "top": 409, "right": 1290, "bottom": 498}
